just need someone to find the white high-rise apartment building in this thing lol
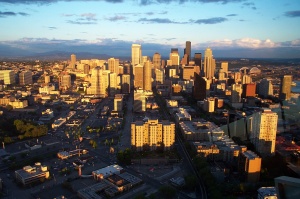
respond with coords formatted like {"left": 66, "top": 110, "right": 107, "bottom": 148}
{"left": 131, "top": 119, "right": 175, "bottom": 151}
{"left": 132, "top": 44, "right": 142, "bottom": 74}
{"left": 251, "top": 108, "right": 278, "bottom": 157}
{"left": 0, "top": 70, "right": 15, "bottom": 85}
{"left": 108, "top": 58, "right": 119, "bottom": 74}
{"left": 203, "top": 48, "right": 216, "bottom": 79}
{"left": 109, "top": 73, "right": 118, "bottom": 96}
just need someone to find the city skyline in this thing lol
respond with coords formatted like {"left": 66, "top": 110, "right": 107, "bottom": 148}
{"left": 0, "top": 0, "right": 300, "bottom": 58}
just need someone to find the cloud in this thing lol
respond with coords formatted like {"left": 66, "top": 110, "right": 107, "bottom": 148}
{"left": 145, "top": 12, "right": 154, "bottom": 16}
{"left": 0, "top": 11, "right": 29, "bottom": 17}
{"left": 227, "top": 14, "right": 237, "bottom": 17}
{"left": 106, "top": 15, "right": 126, "bottom": 21}
{"left": 48, "top": 26, "right": 57, "bottom": 30}
{"left": 242, "top": 2, "right": 256, "bottom": 10}
{"left": 63, "top": 12, "right": 97, "bottom": 25}
{"left": 138, "top": 17, "right": 179, "bottom": 24}
{"left": 139, "top": 0, "right": 244, "bottom": 5}
{"left": 193, "top": 17, "right": 227, "bottom": 24}
{"left": 285, "top": 10, "right": 300, "bottom": 17}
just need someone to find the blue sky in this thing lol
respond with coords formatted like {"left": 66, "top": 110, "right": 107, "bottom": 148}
{"left": 0, "top": 0, "right": 300, "bottom": 58}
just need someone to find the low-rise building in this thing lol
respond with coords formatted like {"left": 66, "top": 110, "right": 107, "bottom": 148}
{"left": 15, "top": 162, "right": 49, "bottom": 186}
{"left": 257, "top": 187, "right": 277, "bottom": 199}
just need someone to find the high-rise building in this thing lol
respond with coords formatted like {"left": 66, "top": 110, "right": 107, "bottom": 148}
{"left": 181, "top": 54, "right": 189, "bottom": 66}
{"left": 242, "top": 83, "right": 256, "bottom": 98}
{"left": 133, "top": 89, "right": 146, "bottom": 112}
{"left": 143, "top": 61, "right": 152, "bottom": 91}
{"left": 155, "top": 69, "right": 164, "bottom": 85}
{"left": 231, "top": 83, "right": 243, "bottom": 103}
{"left": 242, "top": 74, "right": 252, "bottom": 84}
{"left": 203, "top": 48, "right": 215, "bottom": 79}
{"left": 280, "top": 75, "right": 292, "bottom": 101}
{"left": 258, "top": 78, "right": 273, "bottom": 98}
{"left": 169, "top": 52, "right": 180, "bottom": 66}
{"left": 131, "top": 119, "right": 175, "bottom": 151}
{"left": 153, "top": 53, "right": 161, "bottom": 70}
{"left": 194, "top": 53, "right": 202, "bottom": 68}
{"left": 182, "top": 66, "right": 197, "bottom": 80}
{"left": 84, "top": 64, "right": 90, "bottom": 75}
{"left": 203, "top": 97, "right": 215, "bottom": 113}
{"left": 251, "top": 109, "right": 278, "bottom": 157}
{"left": 220, "top": 62, "right": 228, "bottom": 77}
{"left": 114, "top": 94, "right": 123, "bottom": 112}
{"left": 185, "top": 41, "right": 191, "bottom": 62}
{"left": 238, "top": 150, "right": 261, "bottom": 183}
{"left": 102, "top": 70, "right": 110, "bottom": 97}
{"left": 0, "top": 70, "right": 15, "bottom": 85}
{"left": 109, "top": 73, "right": 118, "bottom": 97}
{"left": 70, "top": 54, "right": 76, "bottom": 69}
{"left": 132, "top": 44, "right": 142, "bottom": 74}
{"left": 134, "top": 64, "right": 144, "bottom": 89}
{"left": 121, "top": 74, "right": 130, "bottom": 94}
{"left": 194, "top": 73, "right": 210, "bottom": 100}
{"left": 108, "top": 58, "right": 119, "bottom": 74}
{"left": 87, "top": 66, "right": 103, "bottom": 96}
{"left": 44, "top": 75, "right": 50, "bottom": 84}
{"left": 19, "top": 71, "right": 32, "bottom": 85}
{"left": 59, "top": 74, "right": 71, "bottom": 89}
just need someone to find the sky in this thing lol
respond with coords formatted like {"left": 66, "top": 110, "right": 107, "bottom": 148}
{"left": 0, "top": 0, "right": 300, "bottom": 58}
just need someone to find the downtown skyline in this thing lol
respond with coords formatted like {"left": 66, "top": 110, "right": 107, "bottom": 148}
{"left": 0, "top": 0, "right": 300, "bottom": 58}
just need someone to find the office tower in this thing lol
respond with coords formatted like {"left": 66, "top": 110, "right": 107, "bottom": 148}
{"left": 134, "top": 64, "right": 144, "bottom": 89}
{"left": 203, "top": 48, "right": 216, "bottom": 79}
{"left": 108, "top": 58, "right": 119, "bottom": 74}
{"left": 155, "top": 69, "right": 164, "bottom": 85}
{"left": 102, "top": 70, "right": 110, "bottom": 97}
{"left": 171, "top": 48, "right": 178, "bottom": 54}
{"left": 84, "top": 64, "right": 90, "bottom": 75}
{"left": 242, "top": 74, "right": 252, "bottom": 84}
{"left": 172, "top": 84, "right": 182, "bottom": 96}
{"left": 132, "top": 44, "right": 142, "bottom": 74}
{"left": 215, "top": 98, "right": 224, "bottom": 108}
{"left": 185, "top": 41, "right": 191, "bottom": 62}
{"left": 169, "top": 52, "right": 180, "bottom": 66}
{"left": 153, "top": 52, "right": 161, "bottom": 70}
{"left": 280, "top": 75, "right": 292, "bottom": 101}
{"left": 88, "top": 66, "right": 103, "bottom": 95}
{"left": 114, "top": 94, "right": 123, "bottom": 112}
{"left": 19, "top": 71, "right": 32, "bottom": 85}
{"left": 233, "top": 72, "right": 241, "bottom": 83}
{"left": 194, "top": 53, "right": 202, "bottom": 68}
{"left": 118, "top": 65, "right": 124, "bottom": 75}
{"left": 59, "top": 74, "right": 71, "bottom": 89}
{"left": 161, "top": 60, "right": 166, "bottom": 69}
{"left": 218, "top": 68, "right": 226, "bottom": 81}
{"left": 123, "top": 62, "right": 130, "bottom": 75}
{"left": 109, "top": 73, "right": 118, "bottom": 97}
{"left": 231, "top": 83, "right": 243, "bottom": 103}
{"left": 121, "top": 74, "right": 130, "bottom": 94}
{"left": 258, "top": 78, "right": 273, "bottom": 98}
{"left": 168, "top": 68, "right": 177, "bottom": 78}
{"left": 238, "top": 150, "right": 261, "bottom": 183}
{"left": 70, "top": 54, "right": 76, "bottom": 69}
{"left": 203, "top": 97, "right": 215, "bottom": 113}
{"left": 181, "top": 54, "right": 188, "bottom": 66}
{"left": 143, "top": 61, "right": 152, "bottom": 91}
{"left": 133, "top": 89, "right": 146, "bottom": 112}
{"left": 142, "top": 56, "right": 149, "bottom": 64}
{"left": 242, "top": 83, "right": 256, "bottom": 98}
{"left": 131, "top": 119, "right": 175, "bottom": 151}
{"left": 251, "top": 108, "right": 278, "bottom": 157}
{"left": 194, "top": 73, "right": 210, "bottom": 100}
{"left": 220, "top": 62, "right": 228, "bottom": 78}
{"left": 182, "top": 66, "right": 197, "bottom": 80}
{"left": 0, "top": 70, "right": 15, "bottom": 85}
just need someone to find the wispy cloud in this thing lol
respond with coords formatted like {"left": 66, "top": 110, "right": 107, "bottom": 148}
{"left": 284, "top": 10, "right": 300, "bottom": 17}
{"left": 62, "top": 12, "right": 97, "bottom": 25}
{"left": 193, "top": 17, "right": 227, "bottom": 24}
{"left": 139, "top": 0, "right": 244, "bottom": 6}
{"left": 242, "top": 2, "right": 256, "bottom": 10}
{"left": 48, "top": 26, "right": 57, "bottom": 30}
{"left": 227, "top": 14, "right": 237, "bottom": 17}
{"left": 106, "top": 15, "right": 126, "bottom": 21}
{"left": 138, "top": 17, "right": 180, "bottom": 24}
{"left": 0, "top": 11, "right": 29, "bottom": 17}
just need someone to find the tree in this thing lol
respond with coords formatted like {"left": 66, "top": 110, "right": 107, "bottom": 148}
{"left": 6, "top": 105, "right": 13, "bottom": 111}
{"left": 159, "top": 186, "right": 176, "bottom": 199}
{"left": 4, "top": 136, "right": 13, "bottom": 144}
{"left": 92, "top": 141, "right": 97, "bottom": 149}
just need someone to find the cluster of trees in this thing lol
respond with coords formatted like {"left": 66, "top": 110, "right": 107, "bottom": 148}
{"left": 117, "top": 148, "right": 131, "bottom": 165}
{"left": 89, "top": 139, "right": 98, "bottom": 149}
{"left": 14, "top": 119, "right": 48, "bottom": 140}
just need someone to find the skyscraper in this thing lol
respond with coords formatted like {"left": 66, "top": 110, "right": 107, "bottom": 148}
{"left": 153, "top": 52, "right": 161, "bottom": 70}
{"left": 88, "top": 66, "right": 103, "bottom": 96}
{"left": 251, "top": 108, "right": 278, "bottom": 157}
{"left": 134, "top": 64, "right": 144, "bottom": 89}
{"left": 19, "top": 71, "right": 32, "bottom": 85}
{"left": 258, "top": 78, "right": 273, "bottom": 98}
{"left": 194, "top": 53, "right": 202, "bottom": 68}
{"left": 220, "top": 62, "right": 228, "bottom": 77}
{"left": 59, "top": 74, "right": 71, "bottom": 89}
{"left": 121, "top": 74, "right": 130, "bottom": 94}
{"left": 132, "top": 44, "right": 142, "bottom": 74}
{"left": 185, "top": 41, "right": 191, "bottom": 62}
{"left": 203, "top": 48, "right": 216, "bottom": 79}
{"left": 70, "top": 54, "right": 76, "bottom": 68}
{"left": 193, "top": 73, "right": 210, "bottom": 100}
{"left": 0, "top": 70, "right": 15, "bottom": 85}
{"left": 280, "top": 75, "right": 292, "bottom": 101}
{"left": 108, "top": 58, "right": 119, "bottom": 74}
{"left": 169, "top": 52, "right": 180, "bottom": 66}
{"left": 143, "top": 60, "right": 152, "bottom": 91}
